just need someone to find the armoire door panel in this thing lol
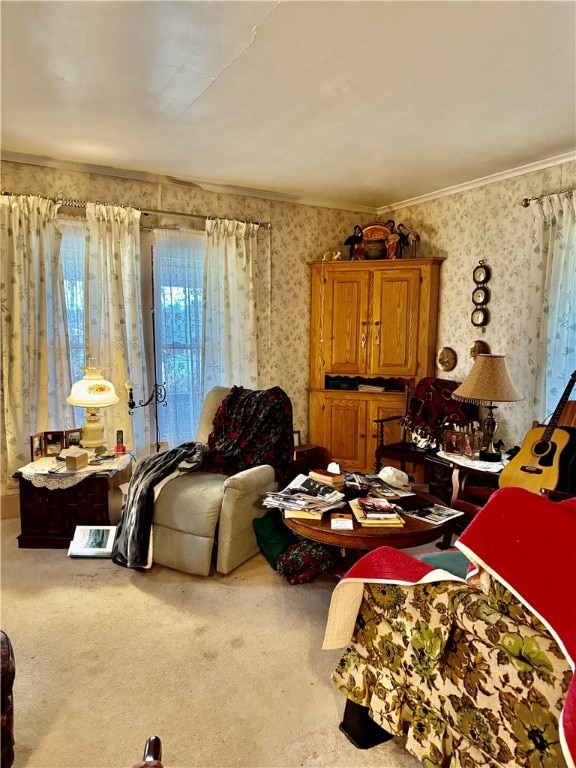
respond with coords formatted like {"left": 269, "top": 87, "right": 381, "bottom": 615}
{"left": 326, "top": 397, "right": 368, "bottom": 472}
{"left": 325, "top": 271, "right": 370, "bottom": 374}
{"left": 371, "top": 269, "right": 420, "bottom": 375}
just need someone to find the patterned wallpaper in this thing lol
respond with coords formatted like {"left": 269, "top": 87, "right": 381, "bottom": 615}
{"left": 2, "top": 157, "right": 574, "bottom": 450}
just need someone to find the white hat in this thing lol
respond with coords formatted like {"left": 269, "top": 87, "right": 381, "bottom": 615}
{"left": 378, "top": 466, "right": 410, "bottom": 489}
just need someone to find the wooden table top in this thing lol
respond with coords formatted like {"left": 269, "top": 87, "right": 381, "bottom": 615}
{"left": 282, "top": 491, "right": 454, "bottom": 550}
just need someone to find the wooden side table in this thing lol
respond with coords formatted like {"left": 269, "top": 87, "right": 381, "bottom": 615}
{"left": 427, "top": 452, "right": 502, "bottom": 548}
{"left": 15, "top": 456, "right": 132, "bottom": 548}
{"left": 293, "top": 443, "right": 325, "bottom": 478}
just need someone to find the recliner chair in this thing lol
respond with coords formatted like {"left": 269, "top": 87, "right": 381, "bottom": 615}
{"left": 152, "top": 386, "right": 293, "bottom": 576}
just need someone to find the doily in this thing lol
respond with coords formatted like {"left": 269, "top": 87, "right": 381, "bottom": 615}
{"left": 18, "top": 455, "right": 131, "bottom": 489}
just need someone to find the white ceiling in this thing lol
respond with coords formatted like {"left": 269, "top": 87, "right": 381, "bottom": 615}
{"left": 2, "top": 1, "right": 575, "bottom": 211}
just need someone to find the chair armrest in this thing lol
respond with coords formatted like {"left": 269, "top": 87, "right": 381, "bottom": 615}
{"left": 374, "top": 415, "right": 403, "bottom": 449}
{"left": 373, "top": 415, "right": 403, "bottom": 424}
{"left": 218, "top": 465, "right": 277, "bottom": 575}
{"left": 223, "top": 464, "right": 276, "bottom": 494}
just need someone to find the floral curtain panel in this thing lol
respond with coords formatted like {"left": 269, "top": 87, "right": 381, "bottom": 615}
{"left": 528, "top": 191, "right": 576, "bottom": 421}
{"left": 0, "top": 195, "right": 73, "bottom": 491}
{"left": 85, "top": 203, "right": 149, "bottom": 456}
{"left": 203, "top": 219, "right": 259, "bottom": 393}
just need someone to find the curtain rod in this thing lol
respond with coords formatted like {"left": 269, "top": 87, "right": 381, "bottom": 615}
{"left": 521, "top": 187, "right": 576, "bottom": 207}
{"left": 0, "top": 191, "right": 271, "bottom": 229}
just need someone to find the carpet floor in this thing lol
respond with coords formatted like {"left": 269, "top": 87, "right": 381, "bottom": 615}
{"left": 1, "top": 517, "right": 424, "bottom": 768}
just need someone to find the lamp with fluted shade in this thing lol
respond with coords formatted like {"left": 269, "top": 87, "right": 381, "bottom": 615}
{"left": 452, "top": 354, "right": 524, "bottom": 462}
{"left": 67, "top": 364, "right": 119, "bottom": 452}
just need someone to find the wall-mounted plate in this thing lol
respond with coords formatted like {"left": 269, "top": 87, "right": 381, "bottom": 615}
{"left": 437, "top": 346, "right": 457, "bottom": 371}
{"left": 469, "top": 339, "right": 491, "bottom": 360}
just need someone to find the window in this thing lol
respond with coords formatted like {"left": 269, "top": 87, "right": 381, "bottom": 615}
{"left": 59, "top": 218, "right": 87, "bottom": 424}
{"left": 58, "top": 222, "right": 207, "bottom": 449}
{"left": 153, "top": 230, "right": 205, "bottom": 448}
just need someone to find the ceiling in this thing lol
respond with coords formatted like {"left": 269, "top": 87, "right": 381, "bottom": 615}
{"left": 2, "top": 1, "right": 575, "bottom": 211}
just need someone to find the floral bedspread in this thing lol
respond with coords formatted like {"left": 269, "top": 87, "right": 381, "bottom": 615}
{"left": 332, "top": 574, "right": 572, "bottom": 768}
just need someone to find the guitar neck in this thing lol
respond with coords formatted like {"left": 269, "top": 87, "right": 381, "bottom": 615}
{"left": 542, "top": 372, "right": 576, "bottom": 440}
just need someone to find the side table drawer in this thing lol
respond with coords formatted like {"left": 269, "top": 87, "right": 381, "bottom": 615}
{"left": 63, "top": 477, "right": 109, "bottom": 534}
{"left": 18, "top": 482, "right": 65, "bottom": 536}
{"left": 293, "top": 444, "right": 324, "bottom": 476}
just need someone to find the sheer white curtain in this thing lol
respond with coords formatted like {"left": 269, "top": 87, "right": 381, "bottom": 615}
{"left": 203, "top": 219, "right": 259, "bottom": 391}
{"left": 528, "top": 190, "right": 576, "bottom": 421}
{"left": 153, "top": 229, "right": 205, "bottom": 447}
{"left": 85, "top": 203, "right": 149, "bottom": 456}
{"left": 0, "top": 195, "right": 72, "bottom": 490}
{"left": 59, "top": 217, "right": 87, "bottom": 388}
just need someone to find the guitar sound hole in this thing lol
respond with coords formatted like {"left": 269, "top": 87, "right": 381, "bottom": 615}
{"left": 532, "top": 440, "right": 556, "bottom": 466}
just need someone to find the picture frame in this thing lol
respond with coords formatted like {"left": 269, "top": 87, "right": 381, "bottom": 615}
{"left": 443, "top": 430, "right": 464, "bottom": 455}
{"left": 461, "top": 432, "right": 483, "bottom": 459}
{"left": 43, "top": 431, "right": 64, "bottom": 457}
{"left": 30, "top": 432, "right": 45, "bottom": 461}
{"left": 65, "top": 428, "right": 83, "bottom": 448}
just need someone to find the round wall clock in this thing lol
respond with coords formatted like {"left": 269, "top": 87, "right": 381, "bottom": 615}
{"left": 473, "top": 263, "right": 491, "bottom": 284}
{"left": 471, "top": 307, "right": 489, "bottom": 327}
{"left": 472, "top": 286, "right": 490, "bottom": 306}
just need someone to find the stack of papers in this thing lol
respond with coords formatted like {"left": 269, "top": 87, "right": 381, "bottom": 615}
{"left": 263, "top": 473, "right": 346, "bottom": 515}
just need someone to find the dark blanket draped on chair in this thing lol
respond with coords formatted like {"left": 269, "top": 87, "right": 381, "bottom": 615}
{"left": 202, "top": 385, "right": 294, "bottom": 484}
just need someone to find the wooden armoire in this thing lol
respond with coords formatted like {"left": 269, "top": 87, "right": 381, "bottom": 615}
{"left": 308, "top": 258, "right": 443, "bottom": 474}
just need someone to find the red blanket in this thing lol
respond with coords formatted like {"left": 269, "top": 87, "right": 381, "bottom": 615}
{"left": 323, "top": 487, "right": 576, "bottom": 768}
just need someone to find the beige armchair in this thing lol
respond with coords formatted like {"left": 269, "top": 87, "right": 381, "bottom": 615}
{"left": 152, "top": 386, "right": 287, "bottom": 576}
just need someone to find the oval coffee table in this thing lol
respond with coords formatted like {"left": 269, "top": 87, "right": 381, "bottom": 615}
{"left": 283, "top": 491, "right": 455, "bottom": 552}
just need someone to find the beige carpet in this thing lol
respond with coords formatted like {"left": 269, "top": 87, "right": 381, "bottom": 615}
{"left": 1, "top": 517, "right": 424, "bottom": 768}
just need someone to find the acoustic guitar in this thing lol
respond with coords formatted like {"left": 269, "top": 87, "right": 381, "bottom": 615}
{"left": 499, "top": 371, "right": 576, "bottom": 494}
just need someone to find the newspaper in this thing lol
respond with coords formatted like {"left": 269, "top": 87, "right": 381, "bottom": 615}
{"left": 263, "top": 473, "right": 346, "bottom": 514}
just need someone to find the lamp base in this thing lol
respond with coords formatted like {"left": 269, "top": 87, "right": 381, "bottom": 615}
{"left": 479, "top": 449, "right": 502, "bottom": 462}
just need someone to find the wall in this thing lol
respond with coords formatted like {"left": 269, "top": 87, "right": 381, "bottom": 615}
{"left": 2, "top": 157, "right": 575, "bottom": 462}
{"left": 386, "top": 159, "right": 576, "bottom": 447}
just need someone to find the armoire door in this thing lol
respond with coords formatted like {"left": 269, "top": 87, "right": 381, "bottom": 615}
{"left": 370, "top": 267, "right": 421, "bottom": 377}
{"left": 323, "top": 269, "right": 371, "bottom": 376}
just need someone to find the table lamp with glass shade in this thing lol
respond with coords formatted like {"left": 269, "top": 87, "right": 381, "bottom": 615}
{"left": 452, "top": 354, "right": 524, "bottom": 462}
{"left": 66, "top": 364, "right": 119, "bottom": 454}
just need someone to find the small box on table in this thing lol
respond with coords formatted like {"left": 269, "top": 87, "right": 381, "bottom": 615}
{"left": 65, "top": 449, "right": 89, "bottom": 471}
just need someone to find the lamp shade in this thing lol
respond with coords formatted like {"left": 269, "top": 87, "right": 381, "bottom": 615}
{"left": 452, "top": 354, "right": 524, "bottom": 404}
{"left": 67, "top": 366, "right": 120, "bottom": 408}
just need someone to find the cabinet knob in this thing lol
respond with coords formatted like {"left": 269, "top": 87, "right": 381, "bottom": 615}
{"left": 359, "top": 433, "right": 366, "bottom": 439}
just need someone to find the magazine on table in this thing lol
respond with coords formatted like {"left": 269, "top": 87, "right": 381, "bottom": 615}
{"left": 400, "top": 504, "right": 464, "bottom": 525}
{"left": 356, "top": 497, "right": 399, "bottom": 519}
{"left": 348, "top": 499, "right": 405, "bottom": 527}
{"left": 67, "top": 525, "right": 117, "bottom": 557}
{"left": 263, "top": 473, "right": 345, "bottom": 514}
{"left": 344, "top": 472, "right": 415, "bottom": 499}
